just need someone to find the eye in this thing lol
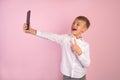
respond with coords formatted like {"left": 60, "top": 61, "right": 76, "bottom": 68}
{"left": 73, "top": 22, "right": 75, "bottom": 25}
{"left": 77, "top": 23, "right": 80, "bottom": 26}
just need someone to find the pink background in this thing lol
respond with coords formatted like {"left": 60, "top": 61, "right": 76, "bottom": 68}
{"left": 0, "top": 0, "right": 120, "bottom": 80}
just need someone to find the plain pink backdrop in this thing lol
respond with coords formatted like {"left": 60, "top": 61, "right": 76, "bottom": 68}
{"left": 0, "top": 0, "right": 120, "bottom": 80}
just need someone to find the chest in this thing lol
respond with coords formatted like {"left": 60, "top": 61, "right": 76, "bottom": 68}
{"left": 62, "top": 37, "right": 86, "bottom": 52}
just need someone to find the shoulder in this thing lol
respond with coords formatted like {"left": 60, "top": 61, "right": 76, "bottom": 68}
{"left": 82, "top": 39, "right": 90, "bottom": 48}
{"left": 60, "top": 34, "right": 71, "bottom": 38}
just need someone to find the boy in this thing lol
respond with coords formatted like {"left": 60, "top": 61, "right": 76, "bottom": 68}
{"left": 23, "top": 16, "right": 90, "bottom": 80}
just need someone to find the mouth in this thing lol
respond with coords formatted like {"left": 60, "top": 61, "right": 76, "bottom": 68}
{"left": 72, "top": 28, "right": 77, "bottom": 31}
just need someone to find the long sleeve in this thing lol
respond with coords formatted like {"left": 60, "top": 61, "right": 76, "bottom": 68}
{"left": 78, "top": 44, "right": 90, "bottom": 68}
{"left": 36, "top": 30, "right": 65, "bottom": 44}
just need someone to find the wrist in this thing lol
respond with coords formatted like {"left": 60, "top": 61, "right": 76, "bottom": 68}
{"left": 76, "top": 49, "right": 82, "bottom": 56}
{"left": 33, "top": 30, "right": 37, "bottom": 35}
{"left": 31, "top": 29, "right": 37, "bottom": 35}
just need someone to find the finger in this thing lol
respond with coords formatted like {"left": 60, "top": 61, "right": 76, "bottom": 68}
{"left": 24, "top": 23, "right": 27, "bottom": 27}
{"left": 23, "top": 23, "right": 28, "bottom": 30}
{"left": 70, "top": 40, "right": 73, "bottom": 45}
{"left": 23, "top": 25, "right": 26, "bottom": 30}
{"left": 74, "top": 39, "right": 77, "bottom": 44}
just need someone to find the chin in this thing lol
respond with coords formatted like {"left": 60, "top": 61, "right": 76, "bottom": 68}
{"left": 71, "top": 31, "right": 77, "bottom": 35}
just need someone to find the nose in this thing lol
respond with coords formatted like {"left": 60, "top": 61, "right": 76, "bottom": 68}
{"left": 73, "top": 23, "right": 77, "bottom": 27}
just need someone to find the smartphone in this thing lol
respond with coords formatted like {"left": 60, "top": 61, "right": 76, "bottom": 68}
{"left": 26, "top": 10, "right": 31, "bottom": 30}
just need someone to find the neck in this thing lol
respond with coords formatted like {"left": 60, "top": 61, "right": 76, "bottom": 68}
{"left": 73, "top": 33, "right": 82, "bottom": 39}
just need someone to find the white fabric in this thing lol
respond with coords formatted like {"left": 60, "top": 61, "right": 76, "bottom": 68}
{"left": 36, "top": 30, "right": 90, "bottom": 78}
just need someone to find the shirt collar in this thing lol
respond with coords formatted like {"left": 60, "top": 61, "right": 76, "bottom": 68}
{"left": 71, "top": 34, "right": 84, "bottom": 41}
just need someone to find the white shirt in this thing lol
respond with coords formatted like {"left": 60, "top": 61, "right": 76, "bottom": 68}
{"left": 36, "top": 30, "right": 90, "bottom": 78}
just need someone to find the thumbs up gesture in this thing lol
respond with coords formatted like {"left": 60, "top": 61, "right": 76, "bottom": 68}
{"left": 70, "top": 39, "right": 82, "bottom": 56}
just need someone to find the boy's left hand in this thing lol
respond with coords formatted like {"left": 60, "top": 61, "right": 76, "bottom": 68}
{"left": 70, "top": 39, "right": 82, "bottom": 56}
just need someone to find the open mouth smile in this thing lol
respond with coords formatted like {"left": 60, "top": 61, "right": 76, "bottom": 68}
{"left": 72, "top": 28, "right": 77, "bottom": 31}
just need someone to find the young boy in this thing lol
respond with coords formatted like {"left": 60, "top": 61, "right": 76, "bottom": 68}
{"left": 23, "top": 16, "right": 90, "bottom": 80}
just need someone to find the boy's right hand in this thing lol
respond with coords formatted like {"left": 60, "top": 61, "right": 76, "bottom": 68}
{"left": 23, "top": 23, "right": 37, "bottom": 35}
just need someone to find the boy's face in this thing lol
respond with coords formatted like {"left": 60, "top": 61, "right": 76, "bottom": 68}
{"left": 71, "top": 19, "right": 87, "bottom": 36}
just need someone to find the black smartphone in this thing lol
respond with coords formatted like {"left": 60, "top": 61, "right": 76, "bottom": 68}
{"left": 26, "top": 10, "right": 31, "bottom": 30}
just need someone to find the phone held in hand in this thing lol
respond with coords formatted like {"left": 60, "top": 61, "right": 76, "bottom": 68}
{"left": 26, "top": 10, "right": 31, "bottom": 30}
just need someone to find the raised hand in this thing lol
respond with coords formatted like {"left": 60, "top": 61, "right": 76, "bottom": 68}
{"left": 70, "top": 39, "right": 82, "bottom": 56}
{"left": 23, "top": 23, "right": 36, "bottom": 35}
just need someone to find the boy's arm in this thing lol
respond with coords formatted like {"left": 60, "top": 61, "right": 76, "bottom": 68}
{"left": 77, "top": 45, "right": 90, "bottom": 68}
{"left": 23, "top": 23, "right": 64, "bottom": 44}
{"left": 36, "top": 30, "right": 64, "bottom": 44}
